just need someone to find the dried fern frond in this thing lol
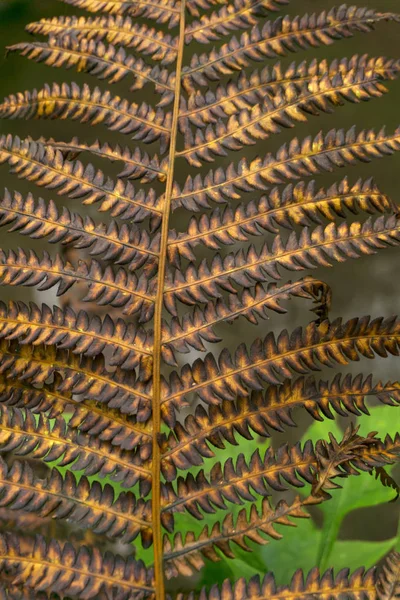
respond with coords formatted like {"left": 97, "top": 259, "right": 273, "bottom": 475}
{"left": 6, "top": 36, "right": 174, "bottom": 96}
{"left": 165, "top": 216, "right": 400, "bottom": 314}
{"left": 377, "top": 550, "right": 400, "bottom": 600}
{"left": 1, "top": 1, "right": 400, "bottom": 597}
{"left": 0, "top": 340, "right": 152, "bottom": 421}
{"left": 0, "top": 190, "right": 160, "bottom": 272}
{"left": 0, "top": 406, "right": 152, "bottom": 493}
{"left": 26, "top": 15, "right": 179, "bottom": 64}
{"left": 163, "top": 316, "right": 400, "bottom": 420}
{"left": 184, "top": 0, "right": 289, "bottom": 44}
{"left": 59, "top": 0, "right": 181, "bottom": 27}
{"left": 161, "top": 278, "right": 331, "bottom": 365}
{"left": 0, "top": 135, "right": 163, "bottom": 226}
{"left": 0, "top": 533, "right": 154, "bottom": 598}
{"left": 168, "top": 177, "right": 396, "bottom": 263}
{"left": 161, "top": 375, "right": 400, "bottom": 475}
{"left": 0, "top": 459, "right": 153, "bottom": 545}
{"left": 164, "top": 495, "right": 318, "bottom": 578}
{"left": 182, "top": 7, "right": 400, "bottom": 89}
{"left": 175, "top": 567, "right": 378, "bottom": 600}
{"left": 179, "top": 70, "right": 395, "bottom": 167}
{"left": 172, "top": 127, "right": 400, "bottom": 210}
{"left": 0, "top": 84, "right": 171, "bottom": 152}
{"left": 0, "top": 300, "right": 153, "bottom": 370}
{"left": 181, "top": 56, "right": 400, "bottom": 124}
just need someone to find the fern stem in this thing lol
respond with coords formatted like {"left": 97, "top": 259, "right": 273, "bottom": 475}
{"left": 152, "top": 2, "right": 186, "bottom": 597}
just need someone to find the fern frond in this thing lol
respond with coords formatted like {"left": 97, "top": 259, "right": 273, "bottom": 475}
{"left": 38, "top": 137, "right": 168, "bottom": 183}
{"left": 59, "top": 0, "right": 181, "bottom": 28}
{"left": 163, "top": 495, "right": 317, "bottom": 578}
{"left": 0, "top": 340, "right": 152, "bottom": 421}
{"left": 0, "top": 190, "right": 160, "bottom": 272}
{"left": 0, "top": 459, "right": 152, "bottom": 546}
{"left": 0, "top": 249, "right": 155, "bottom": 319}
{"left": 0, "top": 135, "right": 162, "bottom": 225}
{"left": 163, "top": 316, "right": 400, "bottom": 420}
{"left": 0, "top": 406, "right": 152, "bottom": 494}
{"left": 172, "top": 127, "right": 400, "bottom": 210}
{"left": 26, "top": 15, "right": 178, "bottom": 64}
{"left": 377, "top": 550, "right": 400, "bottom": 600}
{"left": 165, "top": 216, "right": 400, "bottom": 311}
{"left": 0, "top": 300, "right": 153, "bottom": 370}
{"left": 182, "top": 7, "right": 399, "bottom": 88}
{"left": 0, "top": 83, "right": 171, "bottom": 152}
{"left": 0, "top": 533, "right": 154, "bottom": 597}
{"left": 168, "top": 177, "right": 395, "bottom": 263}
{"left": 6, "top": 36, "right": 174, "bottom": 97}
{"left": 185, "top": 0, "right": 288, "bottom": 44}
{"left": 161, "top": 278, "right": 330, "bottom": 364}
{"left": 161, "top": 431, "right": 399, "bottom": 516}
{"left": 180, "top": 70, "right": 394, "bottom": 166}
{"left": 175, "top": 567, "right": 377, "bottom": 600}
{"left": 181, "top": 56, "right": 400, "bottom": 123}
{"left": 161, "top": 375, "right": 400, "bottom": 474}
{"left": 0, "top": 373, "right": 151, "bottom": 454}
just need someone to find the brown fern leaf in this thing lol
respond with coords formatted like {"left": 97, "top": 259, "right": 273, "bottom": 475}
{"left": 162, "top": 441, "right": 321, "bottom": 515}
{"left": 59, "top": 0, "right": 181, "bottom": 27}
{"left": 163, "top": 495, "right": 318, "bottom": 578}
{"left": 0, "top": 373, "right": 151, "bottom": 454}
{"left": 185, "top": 0, "right": 289, "bottom": 44}
{"left": 168, "top": 178, "right": 395, "bottom": 263}
{"left": 0, "top": 532, "right": 154, "bottom": 598}
{"left": 0, "top": 341, "right": 152, "bottom": 421}
{"left": 37, "top": 137, "right": 168, "bottom": 183}
{"left": 0, "top": 190, "right": 160, "bottom": 272}
{"left": 26, "top": 15, "right": 179, "bottom": 64}
{"left": 182, "top": 7, "right": 400, "bottom": 89}
{"left": 174, "top": 567, "right": 378, "bottom": 600}
{"left": 0, "top": 459, "right": 153, "bottom": 546}
{"left": 372, "top": 467, "right": 399, "bottom": 501}
{"left": 161, "top": 431, "right": 400, "bottom": 521}
{"left": 0, "top": 300, "right": 153, "bottom": 370}
{"left": 38, "top": 136, "right": 168, "bottom": 183}
{"left": 162, "top": 316, "right": 400, "bottom": 423}
{"left": 0, "top": 249, "right": 155, "bottom": 319}
{"left": 6, "top": 35, "right": 174, "bottom": 96}
{"left": 0, "top": 83, "right": 171, "bottom": 152}
{"left": 311, "top": 424, "right": 380, "bottom": 498}
{"left": 165, "top": 216, "right": 400, "bottom": 313}
{"left": 161, "top": 375, "right": 400, "bottom": 474}
{"left": 0, "top": 135, "right": 162, "bottom": 226}
{"left": 179, "top": 70, "right": 394, "bottom": 167}
{"left": 181, "top": 56, "right": 400, "bottom": 124}
{"left": 161, "top": 278, "right": 331, "bottom": 364}
{"left": 172, "top": 127, "right": 400, "bottom": 210}
{"left": 377, "top": 550, "right": 400, "bottom": 600}
{"left": 0, "top": 406, "right": 152, "bottom": 494}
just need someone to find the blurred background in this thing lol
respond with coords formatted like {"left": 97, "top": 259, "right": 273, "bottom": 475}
{"left": 0, "top": 0, "right": 399, "bottom": 589}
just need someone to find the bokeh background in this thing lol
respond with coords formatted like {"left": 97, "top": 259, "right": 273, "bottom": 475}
{"left": 0, "top": 0, "right": 399, "bottom": 588}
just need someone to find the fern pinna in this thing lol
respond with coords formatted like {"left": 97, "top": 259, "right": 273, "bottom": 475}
{"left": 0, "top": 0, "right": 399, "bottom": 598}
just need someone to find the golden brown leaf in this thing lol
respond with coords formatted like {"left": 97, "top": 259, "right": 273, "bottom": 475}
{"left": 0, "top": 83, "right": 171, "bottom": 153}
{"left": 172, "top": 127, "right": 400, "bottom": 210}
{"left": 26, "top": 15, "right": 178, "bottom": 64}
{"left": 182, "top": 7, "right": 399, "bottom": 89}
{"left": 0, "top": 189, "right": 160, "bottom": 273}
{"left": 0, "top": 533, "right": 154, "bottom": 598}
{"left": 0, "top": 459, "right": 152, "bottom": 546}
{"left": 0, "top": 135, "right": 163, "bottom": 226}
{"left": 168, "top": 177, "right": 395, "bottom": 263}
